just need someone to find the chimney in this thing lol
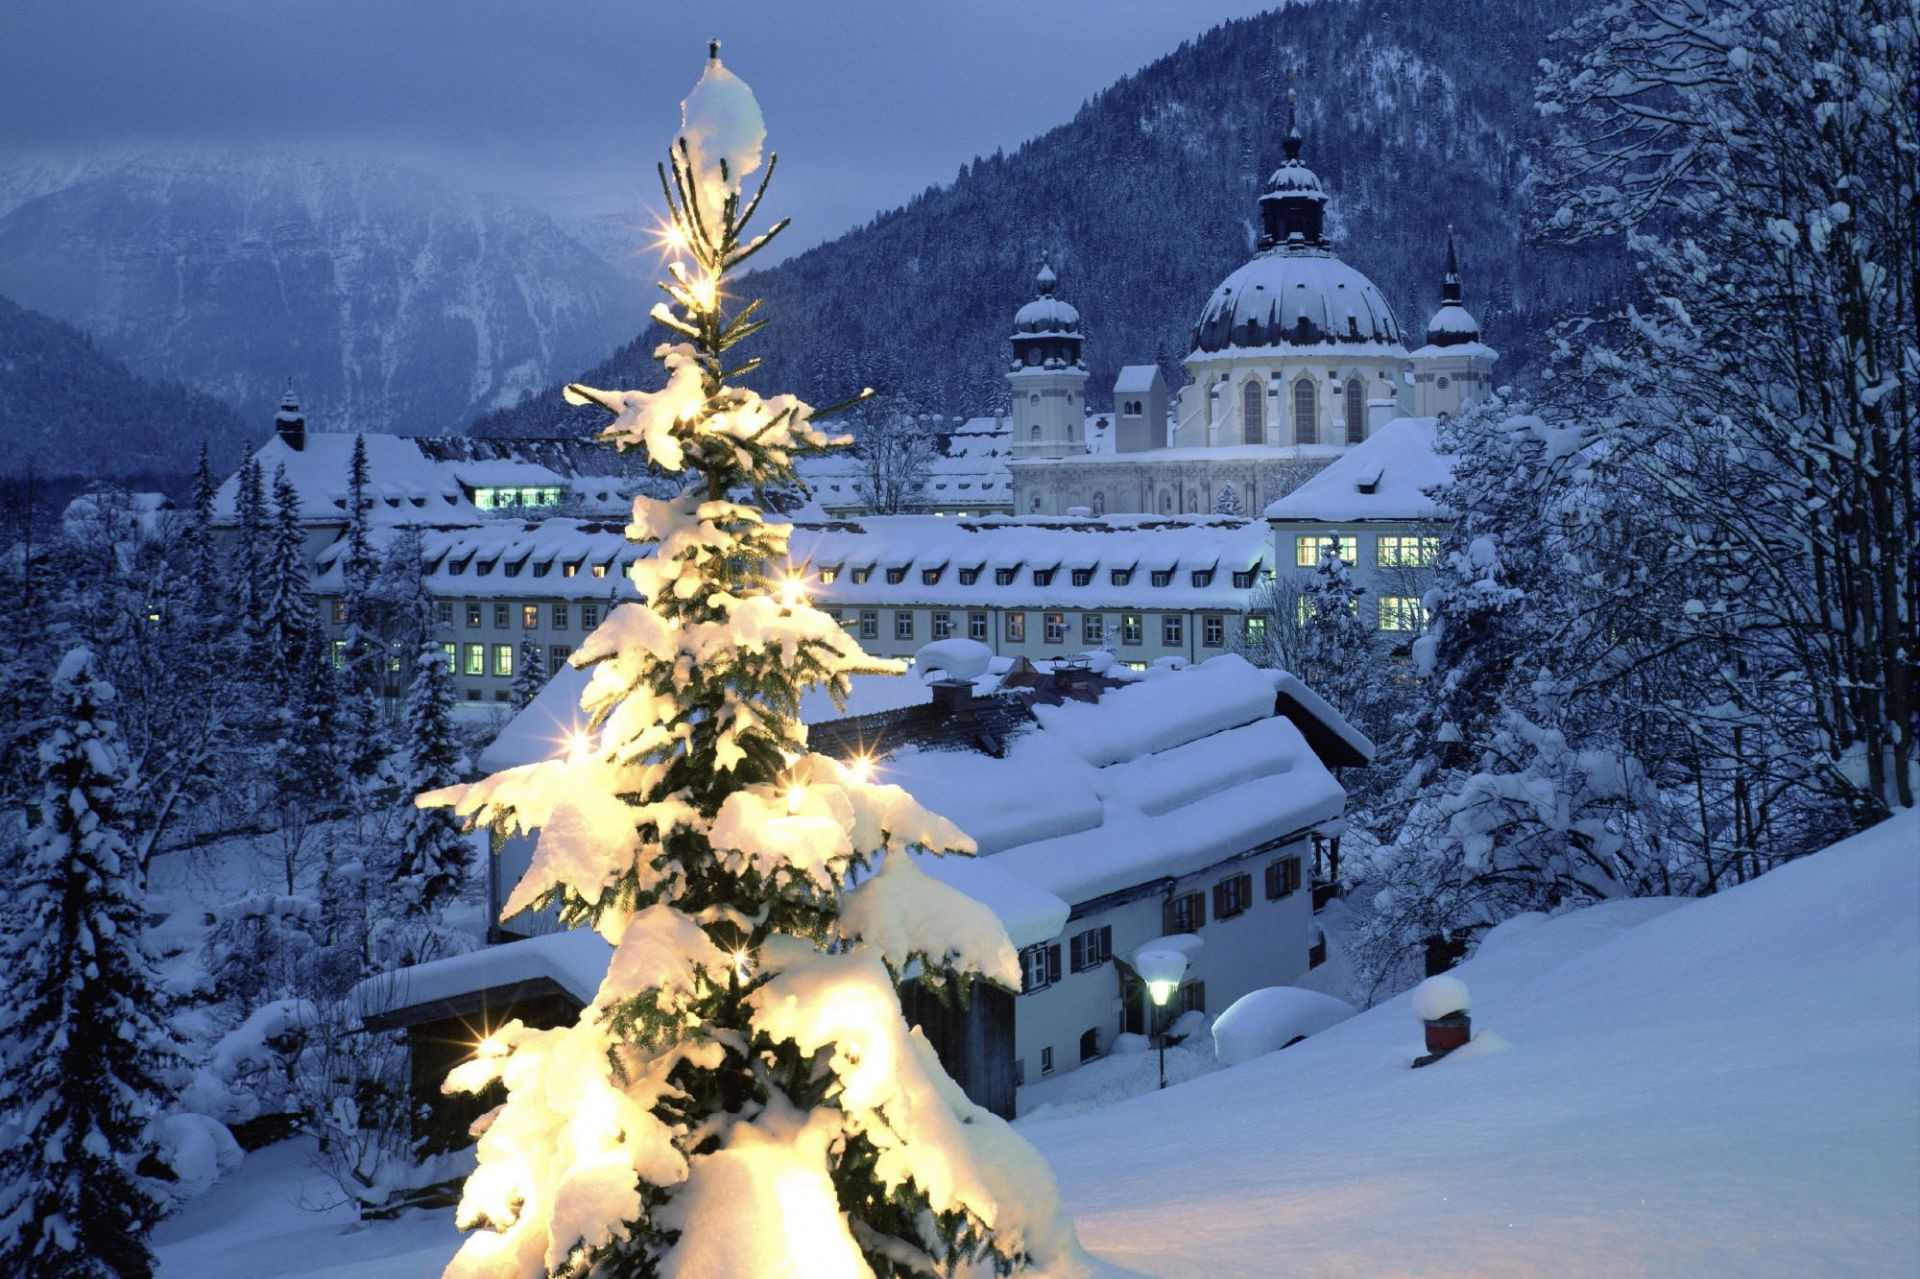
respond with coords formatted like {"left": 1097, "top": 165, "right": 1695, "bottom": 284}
{"left": 929, "top": 676, "right": 973, "bottom": 718}
{"left": 275, "top": 380, "right": 306, "bottom": 452}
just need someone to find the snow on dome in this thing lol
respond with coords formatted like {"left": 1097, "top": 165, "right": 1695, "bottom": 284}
{"left": 1013, "top": 295, "right": 1082, "bottom": 335}
{"left": 1265, "top": 161, "right": 1326, "bottom": 196}
{"left": 1424, "top": 302, "right": 1482, "bottom": 346}
{"left": 1411, "top": 974, "right": 1471, "bottom": 1021}
{"left": 679, "top": 49, "right": 765, "bottom": 212}
{"left": 1191, "top": 251, "right": 1403, "bottom": 354}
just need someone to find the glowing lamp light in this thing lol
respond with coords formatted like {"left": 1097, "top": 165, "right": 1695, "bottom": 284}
{"left": 1147, "top": 979, "right": 1178, "bottom": 1007}
{"left": 786, "top": 785, "right": 806, "bottom": 815}
{"left": 847, "top": 755, "right": 875, "bottom": 786}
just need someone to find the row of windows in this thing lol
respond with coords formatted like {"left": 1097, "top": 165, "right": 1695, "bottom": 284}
{"left": 430, "top": 641, "right": 575, "bottom": 679}
{"left": 444, "top": 554, "right": 614, "bottom": 580}
{"left": 1294, "top": 534, "right": 1442, "bottom": 569}
{"left": 1165, "top": 855, "right": 1304, "bottom": 933}
{"left": 1241, "top": 376, "right": 1371, "bottom": 447}
{"left": 830, "top": 607, "right": 1249, "bottom": 648}
{"left": 824, "top": 564, "right": 1267, "bottom": 591}
{"left": 1287, "top": 594, "right": 1429, "bottom": 632}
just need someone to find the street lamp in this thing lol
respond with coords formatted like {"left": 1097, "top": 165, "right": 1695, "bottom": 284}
{"left": 1134, "top": 947, "right": 1190, "bottom": 1090}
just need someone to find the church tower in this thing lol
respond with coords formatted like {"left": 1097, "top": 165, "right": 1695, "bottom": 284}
{"left": 1008, "top": 260, "right": 1088, "bottom": 463}
{"left": 274, "top": 379, "right": 306, "bottom": 451}
{"left": 1408, "top": 227, "right": 1498, "bottom": 419}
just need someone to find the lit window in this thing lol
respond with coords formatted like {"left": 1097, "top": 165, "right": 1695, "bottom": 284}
{"left": 1121, "top": 613, "right": 1142, "bottom": 646}
{"left": 493, "top": 644, "right": 514, "bottom": 677}
{"left": 1295, "top": 535, "right": 1359, "bottom": 567}
{"left": 522, "top": 604, "right": 539, "bottom": 629}
{"left": 591, "top": 563, "right": 607, "bottom": 579}
{"left": 1007, "top": 612, "right": 1027, "bottom": 643}
{"left": 329, "top": 640, "right": 345, "bottom": 667}
{"left": 465, "top": 603, "right": 482, "bottom": 628}
{"left": 1044, "top": 612, "right": 1066, "bottom": 644}
{"left": 1245, "top": 615, "right": 1269, "bottom": 645}
{"left": 1376, "top": 535, "right": 1442, "bottom": 568}
{"left": 1379, "top": 596, "right": 1428, "bottom": 632}
{"left": 463, "top": 643, "right": 485, "bottom": 676}
{"left": 440, "top": 642, "right": 457, "bottom": 672}
{"left": 330, "top": 600, "right": 346, "bottom": 624}
{"left": 851, "top": 567, "right": 872, "bottom": 584}
{"left": 819, "top": 568, "right": 838, "bottom": 584}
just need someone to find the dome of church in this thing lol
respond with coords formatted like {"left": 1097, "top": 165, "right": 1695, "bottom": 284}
{"left": 1191, "top": 250, "right": 1403, "bottom": 354}
{"left": 1012, "top": 261, "right": 1081, "bottom": 335}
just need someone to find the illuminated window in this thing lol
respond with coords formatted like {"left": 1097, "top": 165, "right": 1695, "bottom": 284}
{"left": 1295, "top": 534, "right": 1359, "bottom": 567}
{"left": 329, "top": 640, "right": 345, "bottom": 667}
{"left": 463, "top": 643, "right": 485, "bottom": 676}
{"left": 440, "top": 642, "right": 457, "bottom": 672}
{"left": 492, "top": 644, "right": 514, "bottom": 677}
{"left": 465, "top": 603, "right": 482, "bottom": 628}
{"left": 1121, "top": 613, "right": 1142, "bottom": 645}
{"left": 591, "top": 563, "right": 607, "bottom": 579}
{"left": 330, "top": 600, "right": 346, "bottom": 624}
{"left": 1044, "top": 612, "right": 1066, "bottom": 644}
{"left": 1245, "top": 615, "right": 1269, "bottom": 645}
{"left": 1379, "top": 596, "right": 1428, "bottom": 632}
{"left": 1376, "top": 535, "right": 1443, "bottom": 568}
{"left": 1007, "top": 612, "right": 1027, "bottom": 643}
{"left": 522, "top": 605, "right": 539, "bottom": 629}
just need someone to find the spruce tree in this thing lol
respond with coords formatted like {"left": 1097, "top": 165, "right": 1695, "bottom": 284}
{"left": 510, "top": 637, "right": 547, "bottom": 710}
{"left": 183, "top": 442, "right": 222, "bottom": 623}
{"left": 260, "top": 466, "right": 316, "bottom": 688}
{"left": 0, "top": 650, "right": 177, "bottom": 1279}
{"left": 228, "top": 455, "right": 266, "bottom": 630}
{"left": 1213, "top": 481, "right": 1243, "bottom": 516}
{"left": 428, "top": 49, "right": 1084, "bottom": 1278}
{"left": 395, "top": 641, "right": 470, "bottom": 919}
{"left": 1298, "top": 545, "right": 1377, "bottom": 717}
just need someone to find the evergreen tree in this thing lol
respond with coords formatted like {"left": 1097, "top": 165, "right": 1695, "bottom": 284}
{"left": 182, "top": 443, "right": 222, "bottom": 623}
{"left": 259, "top": 466, "right": 316, "bottom": 688}
{"left": 509, "top": 637, "right": 547, "bottom": 710}
{"left": 228, "top": 455, "right": 266, "bottom": 630}
{"left": 0, "top": 650, "right": 177, "bottom": 1278}
{"left": 428, "top": 50, "right": 1084, "bottom": 1277}
{"left": 1212, "top": 481, "right": 1243, "bottom": 516}
{"left": 1298, "top": 545, "right": 1376, "bottom": 717}
{"left": 394, "top": 642, "right": 470, "bottom": 920}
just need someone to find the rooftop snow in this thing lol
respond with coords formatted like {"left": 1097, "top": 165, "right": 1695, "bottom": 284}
{"left": 1262, "top": 417, "right": 1454, "bottom": 524}
{"left": 311, "top": 519, "right": 645, "bottom": 601}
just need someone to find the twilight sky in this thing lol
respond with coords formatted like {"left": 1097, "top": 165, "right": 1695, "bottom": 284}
{"left": 0, "top": 0, "right": 1280, "bottom": 259}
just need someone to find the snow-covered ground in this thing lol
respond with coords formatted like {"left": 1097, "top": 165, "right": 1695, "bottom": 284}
{"left": 153, "top": 810, "right": 1920, "bottom": 1276}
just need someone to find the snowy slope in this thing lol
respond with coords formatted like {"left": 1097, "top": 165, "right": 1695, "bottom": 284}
{"left": 151, "top": 811, "right": 1920, "bottom": 1276}
{"left": 0, "top": 150, "right": 644, "bottom": 439}
{"left": 1024, "top": 810, "right": 1920, "bottom": 1277}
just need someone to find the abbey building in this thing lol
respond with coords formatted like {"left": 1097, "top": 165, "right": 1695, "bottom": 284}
{"left": 1004, "top": 95, "right": 1496, "bottom": 520}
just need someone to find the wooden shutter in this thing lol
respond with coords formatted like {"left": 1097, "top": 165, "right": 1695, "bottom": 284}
{"left": 1069, "top": 933, "right": 1086, "bottom": 971}
{"left": 1046, "top": 944, "right": 1062, "bottom": 985}
{"left": 1098, "top": 925, "right": 1112, "bottom": 963}
{"left": 1162, "top": 897, "right": 1177, "bottom": 934}
{"left": 1192, "top": 892, "right": 1205, "bottom": 929}
{"left": 1265, "top": 861, "right": 1280, "bottom": 899}
{"left": 1212, "top": 882, "right": 1225, "bottom": 918}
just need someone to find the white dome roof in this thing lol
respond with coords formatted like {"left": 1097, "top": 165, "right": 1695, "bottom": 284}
{"left": 1013, "top": 295, "right": 1082, "bottom": 334}
{"left": 1192, "top": 249, "right": 1403, "bottom": 354}
{"left": 1264, "top": 161, "right": 1325, "bottom": 197}
{"left": 1424, "top": 302, "right": 1481, "bottom": 345}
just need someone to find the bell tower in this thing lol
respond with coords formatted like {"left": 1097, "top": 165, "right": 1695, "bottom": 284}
{"left": 1007, "top": 260, "right": 1089, "bottom": 465}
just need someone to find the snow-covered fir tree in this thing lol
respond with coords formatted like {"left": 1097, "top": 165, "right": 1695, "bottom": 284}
{"left": 1212, "top": 481, "right": 1243, "bottom": 516}
{"left": 393, "top": 641, "right": 470, "bottom": 922}
{"left": 0, "top": 650, "right": 178, "bottom": 1279}
{"left": 510, "top": 637, "right": 547, "bottom": 710}
{"left": 1297, "top": 545, "right": 1380, "bottom": 734}
{"left": 426, "top": 49, "right": 1085, "bottom": 1278}
{"left": 259, "top": 466, "right": 317, "bottom": 688}
{"left": 227, "top": 455, "right": 267, "bottom": 632}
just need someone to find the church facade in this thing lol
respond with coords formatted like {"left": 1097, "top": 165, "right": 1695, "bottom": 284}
{"left": 1007, "top": 95, "right": 1496, "bottom": 519}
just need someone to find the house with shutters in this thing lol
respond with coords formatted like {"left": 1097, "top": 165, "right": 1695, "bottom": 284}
{"left": 360, "top": 647, "right": 1370, "bottom": 1125}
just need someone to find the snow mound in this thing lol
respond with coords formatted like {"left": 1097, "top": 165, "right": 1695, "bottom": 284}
{"left": 1410, "top": 974, "right": 1471, "bottom": 1021}
{"left": 1212, "top": 986, "right": 1356, "bottom": 1067}
{"left": 915, "top": 636, "right": 994, "bottom": 681}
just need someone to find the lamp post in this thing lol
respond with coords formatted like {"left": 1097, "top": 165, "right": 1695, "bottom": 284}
{"left": 1133, "top": 947, "right": 1190, "bottom": 1090}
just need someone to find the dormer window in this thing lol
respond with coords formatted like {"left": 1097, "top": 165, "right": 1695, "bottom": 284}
{"left": 995, "top": 567, "right": 1018, "bottom": 586}
{"left": 819, "top": 568, "right": 838, "bottom": 584}
{"left": 1232, "top": 569, "right": 1257, "bottom": 589}
{"left": 1190, "top": 569, "right": 1214, "bottom": 588}
{"left": 959, "top": 567, "right": 981, "bottom": 585}
{"left": 1111, "top": 568, "right": 1133, "bottom": 586}
{"left": 921, "top": 566, "right": 944, "bottom": 585}
{"left": 885, "top": 567, "right": 907, "bottom": 584}
{"left": 1071, "top": 568, "right": 1093, "bottom": 587}
{"left": 851, "top": 567, "right": 872, "bottom": 585}
{"left": 1150, "top": 570, "right": 1172, "bottom": 588}
{"left": 1033, "top": 568, "right": 1056, "bottom": 587}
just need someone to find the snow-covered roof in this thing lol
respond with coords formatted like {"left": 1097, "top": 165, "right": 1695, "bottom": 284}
{"left": 1008, "top": 440, "right": 1349, "bottom": 469}
{"left": 1113, "top": 365, "right": 1164, "bottom": 393}
{"left": 1406, "top": 340, "right": 1500, "bottom": 362}
{"left": 790, "top": 514, "right": 1271, "bottom": 610}
{"left": 1262, "top": 417, "right": 1454, "bottom": 524}
{"left": 878, "top": 654, "right": 1347, "bottom": 904}
{"left": 310, "top": 519, "right": 645, "bottom": 600}
{"left": 1423, "top": 303, "right": 1481, "bottom": 338}
{"left": 1191, "top": 248, "right": 1405, "bottom": 356}
{"left": 355, "top": 929, "right": 615, "bottom": 1027}
{"left": 799, "top": 418, "right": 1017, "bottom": 509}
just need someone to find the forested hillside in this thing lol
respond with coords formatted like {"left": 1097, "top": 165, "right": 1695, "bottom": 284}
{"left": 474, "top": 0, "right": 1622, "bottom": 435}
{"left": 0, "top": 294, "right": 253, "bottom": 481}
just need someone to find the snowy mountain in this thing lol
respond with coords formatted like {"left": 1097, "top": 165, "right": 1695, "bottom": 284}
{"left": 473, "top": 0, "right": 1622, "bottom": 437}
{"left": 0, "top": 293, "right": 253, "bottom": 482}
{"left": 0, "top": 151, "right": 645, "bottom": 440}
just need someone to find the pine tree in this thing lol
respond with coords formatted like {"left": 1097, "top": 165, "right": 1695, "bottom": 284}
{"left": 1212, "top": 481, "right": 1243, "bottom": 515}
{"left": 394, "top": 642, "right": 469, "bottom": 919}
{"left": 260, "top": 466, "right": 316, "bottom": 688}
{"left": 182, "top": 443, "right": 222, "bottom": 624}
{"left": 0, "top": 650, "right": 177, "bottom": 1278}
{"left": 427, "top": 49, "right": 1084, "bottom": 1278}
{"left": 228, "top": 455, "right": 266, "bottom": 630}
{"left": 509, "top": 637, "right": 547, "bottom": 710}
{"left": 1298, "top": 545, "right": 1375, "bottom": 709}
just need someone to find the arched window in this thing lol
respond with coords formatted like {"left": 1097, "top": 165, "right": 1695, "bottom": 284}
{"left": 1030, "top": 425, "right": 1041, "bottom": 441}
{"left": 1345, "top": 377, "right": 1366, "bottom": 443}
{"left": 1242, "top": 380, "right": 1264, "bottom": 444}
{"left": 1293, "top": 378, "right": 1318, "bottom": 445}
{"left": 1031, "top": 495, "right": 1043, "bottom": 512}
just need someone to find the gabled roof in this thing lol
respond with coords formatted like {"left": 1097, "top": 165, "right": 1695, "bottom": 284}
{"left": 1263, "top": 417, "right": 1454, "bottom": 524}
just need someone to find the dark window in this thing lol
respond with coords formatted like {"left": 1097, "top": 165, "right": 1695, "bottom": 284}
{"left": 1191, "top": 569, "right": 1214, "bottom": 587}
{"left": 968, "top": 612, "right": 988, "bottom": 641}
{"left": 1014, "top": 1058, "right": 1026, "bottom": 1087}
{"left": 932, "top": 611, "right": 953, "bottom": 639}
{"left": 1150, "top": 570, "right": 1172, "bottom": 588}
{"left": 1071, "top": 568, "right": 1093, "bottom": 587}
{"left": 860, "top": 610, "right": 879, "bottom": 639}
{"left": 1203, "top": 615, "right": 1225, "bottom": 647}
{"left": 581, "top": 604, "right": 600, "bottom": 629}
{"left": 1020, "top": 942, "right": 1063, "bottom": 993}
{"left": 1266, "top": 856, "right": 1304, "bottom": 900}
{"left": 435, "top": 602, "right": 452, "bottom": 626}
{"left": 1232, "top": 569, "right": 1256, "bottom": 589}
{"left": 552, "top": 603, "right": 569, "bottom": 629}
{"left": 330, "top": 600, "right": 347, "bottom": 624}
{"left": 1213, "top": 873, "right": 1253, "bottom": 920}
{"left": 1040, "top": 1046, "right": 1054, "bottom": 1075}
{"left": 959, "top": 567, "right": 980, "bottom": 585}
{"left": 494, "top": 604, "right": 509, "bottom": 629}
{"left": 1033, "top": 568, "right": 1055, "bottom": 586}
{"left": 549, "top": 644, "right": 571, "bottom": 671}
{"left": 1162, "top": 615, "right": 1183, "bottom": 646}
{"left": 1111, "top": 568, "right": 1133, "bottom": 586}
{"left": 1179, "top": 982, "right": 1207, "bottom": 1015}
{"left": 1165, "top": 891, "right": 1206, "bottom": 934}
{"left": 1080, "top": 1027, "right": 1100, "bottom": 1062}
{"left": 1309, "top": 932, "right": 1328, "bottom": 969}
{"left": 1069, "top": 925, "right": 1113, "bottom": 972}
{"left": 1083, "top": 613, "right": 1105, "bottom": 645}
{"left": 894, "top": 611, "right": 914, "bottom": 640}
{"left": 995, "top": 567, "right": 1018, "bottom": 586}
